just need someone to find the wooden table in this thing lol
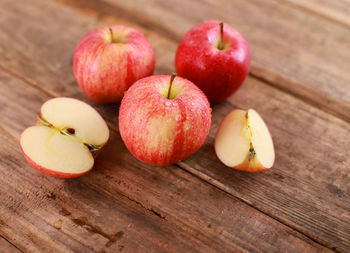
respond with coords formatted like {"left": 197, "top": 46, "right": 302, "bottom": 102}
{"left": 1, "top": 0, "right": 349, "bottom": 252}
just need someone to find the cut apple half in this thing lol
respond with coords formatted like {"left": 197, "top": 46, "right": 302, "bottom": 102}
{"left": 20, "top": 97, "right": 109, "bottom": 178}
{"left": 215, "top": 109, "right": 274, "bottom": 172}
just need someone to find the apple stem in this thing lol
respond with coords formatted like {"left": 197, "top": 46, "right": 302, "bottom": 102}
{"left": 218, "top": 22, "right": 224, "bottom": 50}
{"left": 167, "top": 72, "right": 177, "bottom": 99}
{"left": 109, "top": 28, "right": 113, "bottom": 42}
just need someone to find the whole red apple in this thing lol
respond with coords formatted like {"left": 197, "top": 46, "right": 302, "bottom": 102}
{"left": 119, "top": 74, "right": 212, "bottom": 166}
{"left": 175, "top": 21, "right": 250, "bottom": 103}
{"left": 73, "top": 25, "right": 155, "bottom": 103}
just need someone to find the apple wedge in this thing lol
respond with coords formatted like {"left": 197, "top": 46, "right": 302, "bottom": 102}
{"left": 20, "top": 97, "right": 109, "bottom": 178}
{"left": 215, "top": 109, "right": 274, "bottom": 172}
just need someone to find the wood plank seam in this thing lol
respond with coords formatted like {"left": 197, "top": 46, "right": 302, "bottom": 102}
{"left": 0, "top": 65, "right": 53, "bottom": 99}
{"left": 277, "top": 0, "right": 350, "bottom": 29}
{"left": 175, "top": 163, "right": 341, "bottom": 253}
{"left": 56, "top": 0, "right": 179, "bottom": 42}
{"left": 248, "top": 69, "right": 350, "bottom": 123}
{"left": 0, "top": 63, "right": 339, "bottom": 252}
{"left": 0, "top": 234, "right": 24, "bottom": 253}
{"left": 85, "top": 179, "right": 167, "bottom": 221}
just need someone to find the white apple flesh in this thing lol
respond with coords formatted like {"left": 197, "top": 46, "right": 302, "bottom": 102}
{"left": 215, "top": 109, "right": 274, "bottom": 172}
{"left": 20, "top": 97, "right": 109, "bottom": 178}
{"left": 21, "top": 126, "right": 94, "bottom": 175}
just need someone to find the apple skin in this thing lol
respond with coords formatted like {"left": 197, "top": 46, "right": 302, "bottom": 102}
{"left": 119, "top": 75, "right": 212, "bottom": 166}
{"left": 20, "top": 143, "right": 92, "bottom": 178}
{"left": 73, "top": 25, "right": 156, "bottom": 103}
{"left": 175, "top": 21, "right": 250, "bottom": 103}
{"left": 234, "top": 159, "right": 269, "bottom": 173}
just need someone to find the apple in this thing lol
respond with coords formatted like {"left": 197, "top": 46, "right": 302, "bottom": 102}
{"left": 119, "top": 74, "right": 212, "bottom": 166}
{"left": 215, "top": 109, "right": 274, "bottom": 172}
{"left": 20, "top": 97, "right": 109, "bottom": 178}
{"left": 73, "top": 25, "right": 156, "bottom": 103}
{"left": 175, "top": 21, "right": 250, "bottom": 103}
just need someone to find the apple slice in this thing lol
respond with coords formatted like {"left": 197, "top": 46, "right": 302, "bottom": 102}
{"left": 215, "top": 109, "right": 274, "bottom": 172}
{"left": 20, "top": 97, "right": 109, "bottom": 178}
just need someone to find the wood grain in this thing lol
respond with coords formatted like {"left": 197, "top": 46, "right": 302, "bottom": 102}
{"left": 36, "top": 0, "right": 350, "bottom": 250}
{"left": 0, "top": 0, "right": 349, "bottom": 252}
{"left": 180, "top": 76, "right": 350, "bottom": 252}
{"left": 0, "top": 236, "right": 22, "bottom": 253}
{"left": 282, "top": 0, "right": 350, "bottom": 28}
{"left": 51, "top": 0, "right": 350, "bottom": 250}
{"left": 0, "top": 69, "right": 329, "bottom": 252}
{"left": 0, "top": 76, "right": 225, "bottom": 252}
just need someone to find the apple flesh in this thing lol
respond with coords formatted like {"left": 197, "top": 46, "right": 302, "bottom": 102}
{"left": 215, "top": 109, "right": 274, "bottom": 172}
{"left": 20, "top": 97, "right": 109, "bottom": 178}
{"left": 119, "top": 75, "right": 212, "bottom": 166}
{"left": 73, "top": 25, "right": 156, "bottom": 103}
{"left": 175, "top": 21, "right": 250, "bottom": 103}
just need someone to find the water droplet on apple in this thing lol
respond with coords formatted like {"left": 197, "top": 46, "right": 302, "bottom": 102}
{"left": 165, "top": 101, "right": 171, "bottom": 106}
{"left": 176, "top": 115, "right": 181, "bottom": 121}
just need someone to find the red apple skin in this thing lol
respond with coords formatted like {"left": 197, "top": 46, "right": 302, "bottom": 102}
{"left": 73, "top": 25, "right": 155, "bottom": 103}
{"left": 20, "top": 144, "right": 92, "bottom": 178}
{"left": 175, "top": 21, "right": 250, "bottom": 103}
{"left": 234, "top": 162, "right": 269, "bottom": 173}
{"left": 119, "top": 75, "right": 212, "bottom": 166}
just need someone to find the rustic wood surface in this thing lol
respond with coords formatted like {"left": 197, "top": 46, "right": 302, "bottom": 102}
{"left": 0, "top": 0, "right": 349, "bottom": 252}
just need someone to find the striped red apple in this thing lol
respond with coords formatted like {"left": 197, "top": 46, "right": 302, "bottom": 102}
{"left": 119, "top": 74, "right": 212, "bottom": 166}
{"left": 73, "top": 25, "right": 155, "bottom": 103}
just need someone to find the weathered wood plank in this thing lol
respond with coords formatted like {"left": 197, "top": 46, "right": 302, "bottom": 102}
{"left": 77, "top": 0, "right": 350, "bottom": 122}
{"left": 282, "top": 0, "right": 350, "bottom": 28}
{"left": 47, "top": 1, "right": 350, "bottom": 249}
{"left": 38, "top": 2, "right": 350, "bottom": 251}
{"left": 0, "top": 74, "right": 221, "bottom": 252}
{"left": 0, "top": 236, "right": 22, "bottom": 253}
{"left": 0, "top": 0, "right": 348, "bottom": 251}
{"left": 179, "top": 76, "right": 350, "bottom": 252}
{"left": 0, "top": 70, "right": 329, "bottom": 252}
{"left": 39, "top": 0, "right": 350, "bottom": 250}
